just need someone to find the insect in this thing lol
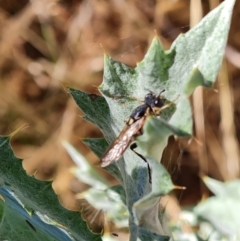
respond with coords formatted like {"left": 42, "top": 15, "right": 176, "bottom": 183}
{"left": 101, "top": 90, "right": 174, "bottom": 182}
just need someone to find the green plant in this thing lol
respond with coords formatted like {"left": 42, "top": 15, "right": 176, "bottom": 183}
{"left": 0, "top": 0, "right": 235, "bottom": 240}
{"left": 68, "top": 1, "right": 235, "bottom": 240}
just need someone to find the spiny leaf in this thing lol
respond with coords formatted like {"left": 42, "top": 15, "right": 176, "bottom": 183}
{"left": 69, "top": 1, "right": 235, "bottom": 239}
{"left": 194, "top": 197, "right": 240, "bottom": 238}
{"left": 136, "top": 114, "right": 191, "bottom": 161}
{"left": 194, "top": 177, "right": 240, "bottom": 239}
{"left": 82, "top": 138, "right": 108, "bottom": 158}
{"left": 203, "top": 176, "right": 240, "bottom": 198}
{"left": 132, "top": 159, "right": 174, "bottom": 226}
{"left": 63, "top": 141, "right": 109, "bottom": 189}
{"left": 82, "top": 138, "right": 122, "bottom": 181}
{"left": 69, "top": 89, "right": 114, "bottom": 143}
{"left": 0, "top": 187, "right": 72, "bottom": 241}
{"left": 0, "top": 136, "right": 102, "bottom": 241}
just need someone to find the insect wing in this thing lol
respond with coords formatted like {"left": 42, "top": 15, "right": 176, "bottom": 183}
{"left": 101, "top": 117, "right": 146, "bottom": 167}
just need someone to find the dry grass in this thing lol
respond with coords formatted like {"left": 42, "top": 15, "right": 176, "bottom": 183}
{"left": 0, "top": 0, "right": 240, "bottom": 234}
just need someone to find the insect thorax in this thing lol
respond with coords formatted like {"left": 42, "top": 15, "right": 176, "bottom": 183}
{"left": 128, "top": 104, "right": 150, "bottom": 125}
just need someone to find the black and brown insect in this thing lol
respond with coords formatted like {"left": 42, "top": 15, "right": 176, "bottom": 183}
{"left": 101, "top": 90, "right": 173, "bottom": 182}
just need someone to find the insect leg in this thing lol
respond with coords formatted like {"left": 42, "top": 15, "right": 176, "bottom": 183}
{"left": 158, "top": 95, "right": 180, "bottom": 112}
{"left": 130, "top": 143, "right": 152, "bottom": 184}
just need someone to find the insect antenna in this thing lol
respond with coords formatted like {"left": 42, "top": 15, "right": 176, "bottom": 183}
{"left": 143, "top": 88, "right": 165, "bottom": 96}
{"left": 144, "top": 88, "right": 153, "bottom": 94}
{"left": 158, "top": 89, "right": 165, "bottom": 97}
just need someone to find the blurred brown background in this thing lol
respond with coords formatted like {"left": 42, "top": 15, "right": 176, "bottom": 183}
{"left": 0, "top": 0, "right": 240, "bottom": 228}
